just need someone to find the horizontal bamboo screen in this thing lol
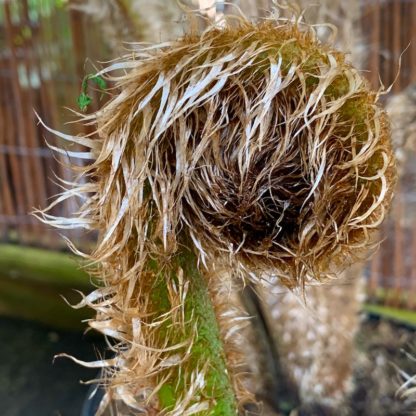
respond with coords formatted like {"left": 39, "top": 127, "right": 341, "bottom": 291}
{"left": 0, "top": 0, "right": 415, "bottom": 308}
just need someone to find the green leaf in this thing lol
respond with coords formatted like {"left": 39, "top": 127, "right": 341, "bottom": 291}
{"left": 77, "top": 92, "right": 92, "bottom": 112}
{"left": 158, "top": 384, "right": 175, "bottom": 410}
{"left": 90, "top": 75, "right": 107, "bottom": 91}
{"left": 77, "top": 74, "right": 107, "bottom": 111}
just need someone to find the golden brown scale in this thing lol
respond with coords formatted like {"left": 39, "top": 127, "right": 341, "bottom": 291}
{"left": 259, "top": 266, "right": 364, "bottom": 411}
{"left": 38, "top": 10, "right": 396, "bottom": 415}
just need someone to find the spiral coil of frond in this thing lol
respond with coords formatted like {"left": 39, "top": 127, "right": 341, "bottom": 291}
{"left": 38, "top": 12, "right": 395, "bottom": 415}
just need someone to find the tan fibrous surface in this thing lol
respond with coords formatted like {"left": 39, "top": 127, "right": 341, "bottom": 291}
{"left": 260, "top": 265, "right": 364, "bottom": 409}
{"left": 205, "top": 268, "right": 258, "bottom": 406}
{"left": 386, "top": 84, "right": 416, "bottom": 174}
{"left": 39, "top": 12, "right": 396, "bottom": 415}
{"left": 386, "top": 84, "right": 416, "bottom": 240}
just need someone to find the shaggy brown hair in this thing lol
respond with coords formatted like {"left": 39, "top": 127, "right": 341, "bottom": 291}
{"left": 38, "top": 14, "right": 396, "bottom": 415}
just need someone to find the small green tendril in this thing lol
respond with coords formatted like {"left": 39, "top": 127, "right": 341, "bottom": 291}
{"left": 77, "top": 74, "right": 107, "bottom": 112}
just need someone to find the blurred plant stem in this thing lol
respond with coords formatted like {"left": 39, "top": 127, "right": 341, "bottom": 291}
{"left": 0, "top": 244, "right": 93, "bottom": 331}
{"left": 151, "top": 246, "right": 237, "bottom": 414}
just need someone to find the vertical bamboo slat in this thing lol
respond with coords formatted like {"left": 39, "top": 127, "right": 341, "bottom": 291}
{"left": 411, "top": 1, "right": 416, "bottom": 84}
{"left": 369, "top": 0, "right": 381, "bottom": 88}
{"left": 392, "top": 0, "right": 401, "bottom": 92}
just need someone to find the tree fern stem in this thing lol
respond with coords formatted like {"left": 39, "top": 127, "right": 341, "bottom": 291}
{"left": 150, "top": 246, "right": 237, "bottom": 415}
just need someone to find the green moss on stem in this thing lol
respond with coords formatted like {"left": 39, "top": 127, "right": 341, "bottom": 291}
{"left": 150, "top": 247, "right": 237, "bottom": 415}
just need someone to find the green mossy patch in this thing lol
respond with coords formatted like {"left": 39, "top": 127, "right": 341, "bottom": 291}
{"left": 364, "top": 304, "right": 416, "bottom": 328}
{"left": 149, "top": 247, "right": 237, "bottom": 415}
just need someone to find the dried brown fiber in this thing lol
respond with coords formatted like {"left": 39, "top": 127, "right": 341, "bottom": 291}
{"left": 37, "top": 11, "right": 396, "bottom": 415}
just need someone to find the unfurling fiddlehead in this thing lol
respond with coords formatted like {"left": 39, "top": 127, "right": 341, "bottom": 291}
{"left": 38, "top": 11, "right": 396, "bottom": 416}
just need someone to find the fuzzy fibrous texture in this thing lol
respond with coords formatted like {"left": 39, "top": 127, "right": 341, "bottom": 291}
{"left": 260, "top": 265, "right": 365, "bottom": 408}
{"left": 38, "top": 12, "right": 396, "bottom": 415}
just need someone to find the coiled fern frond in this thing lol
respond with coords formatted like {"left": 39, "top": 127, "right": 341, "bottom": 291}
{"left": 38, "top": 10, "right": 395, "bottom": 415}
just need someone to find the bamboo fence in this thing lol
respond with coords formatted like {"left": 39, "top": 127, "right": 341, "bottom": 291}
{"left": 361, "top": 0, "right": 416, "bottom": 308}
{"left": 0, "top": 0, "right": 415, "bottom": 308}
{"left": 0, "top": 0, "right": 106, "bottom": 249}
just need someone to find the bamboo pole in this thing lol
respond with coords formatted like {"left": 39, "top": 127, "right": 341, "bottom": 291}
{"left": 0, "top": 244, "right": 92, "bottom": 331}
{"left": 0, "top": 244, "right": 89, "bottom": 287}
